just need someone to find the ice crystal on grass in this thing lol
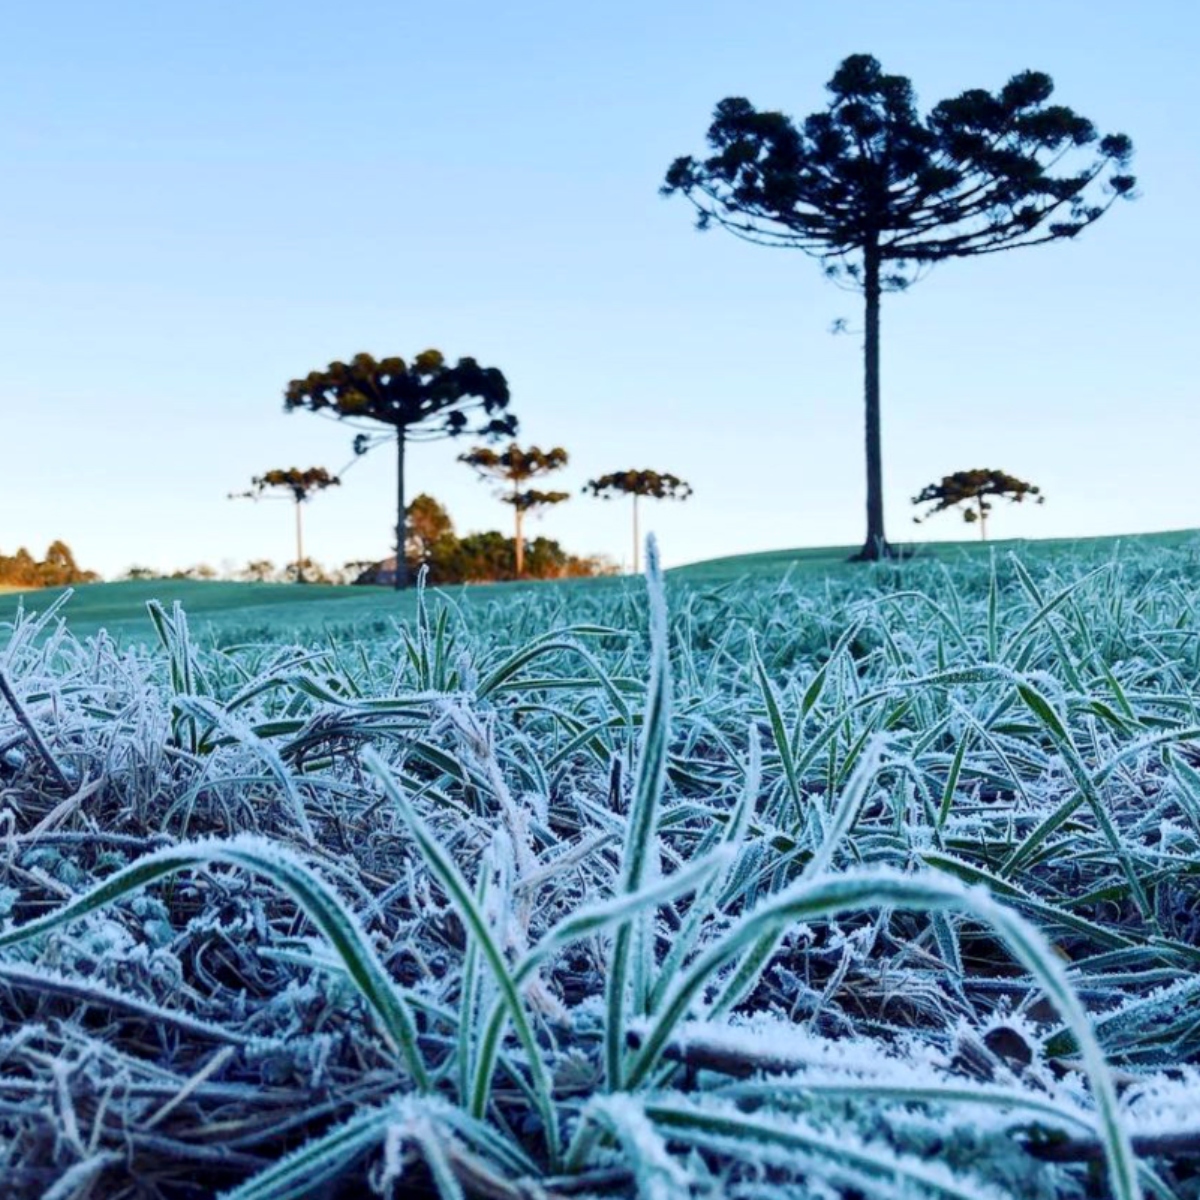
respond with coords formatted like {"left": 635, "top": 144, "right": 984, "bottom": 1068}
{"left": 2, "top": 537, "right": 1200, "bottom": 1196}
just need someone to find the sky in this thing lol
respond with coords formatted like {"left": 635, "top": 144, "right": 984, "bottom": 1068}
{"left": 1, "top": 0, "right": 1197, "bottom": 578}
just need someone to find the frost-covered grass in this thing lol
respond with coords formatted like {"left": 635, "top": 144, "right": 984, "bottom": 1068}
{"left": 3, "top": 535, "right": 1200, "bottom": 1198}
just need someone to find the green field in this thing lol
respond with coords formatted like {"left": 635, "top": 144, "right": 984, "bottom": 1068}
{"left": 7, "top": 527, "right": 1198, "bottom": 643}
{"left": 3, "top": 530, "right": 1200, "bottom": 1198}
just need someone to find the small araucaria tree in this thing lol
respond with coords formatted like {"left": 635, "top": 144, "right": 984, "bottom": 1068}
{"left": 231, "top": 467, "right": 340, "bottom": 584}
{"left": 663, "top": 53, "right": 1135, "bottom": 560}
{"left": 583, "top": 469, "right": 692, "bottom": 574}
{"left": 912, "top": 468, "right": 1043, "bottom": 540}
{"left": 283, "top": 351, "right": 516, "bottom": 589}
{"left": 459, "top": 444, "right": 570, "bottom": 578}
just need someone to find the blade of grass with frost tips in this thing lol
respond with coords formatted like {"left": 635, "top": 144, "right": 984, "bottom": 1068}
{"left": 801, "top": 737, "right": 884, "bottom": 882}
{"left": 701, "top": 741, "right": 886, "bottom": 1026}
{"left": 751, "top": 633, "right": 814, "bottom": 833}
{"left": 1001, "top": 566, "right": 1109, "bottom": 664}
{"left": 221, "top": 1109, "right": 392, "bottom": 1200}
{"left": 0, "top": 834, "right": 430, "bottom": 1091}
{"left": 649, "top": 729, "right": 760, "bottom": 1013}
{"left": 0, "top": 587, "right": 74, "bottom": 668}
{"left": 410, "top": 1122, "right": 466, "bottom": 1200}
{"left": 457, "top": 858, "right": 490, "bottom": 1110}
{"left": 582, "top": 1095, "right": 694, "bottom": 1200}
{"left": 718, "top": 1074, "right": 1095, "bottom": 1137}
{"left": 931, "top": 729, "right": 969, "bottom": 835}
{"left": 360, "top": 747, "right": 560, "bottom": 1166}
{"left": 1009, "top": 552, "right": 1046, "bottom": 607}
{"left": 221, "top": 1096, "right": 480, "bottom": 1200}
{"left": 872, "top": 591, "right": 975, "bottom": 659}
{"left": 147, "top": 599, "right": 204, "bottom": 752}
{"left": 641, "top": 1097, "right": 1017, "bottom": 1200}
{"left": 173, "top": 695, "right": 314, "bottom": 843}
{"left": 0, "top": 664, "right": 72, "bottom": 791}
{"left": 623, "top": 866, "right": 1138, "bottom": 1200}
{"left": 919, "top": 851, "right": 1134, "bottom": 948}
{"left": 1009, "top": 682, "right": 1150, "bottom": 916}
{"left": 986, "top": 554, "right": 999, "bottom": 661}
{"left": 1095, "top": 657, "right": 1137, "bottom": 723}
{"left": 476, "top": 632, "right": 629, "bottom": 716}
{"left": 799, "top": 619, "right": 864, "bottom": 720}
{"left": 606, "top": 535, "right": 670, "bottom": 1092}
{"left": 468, "top": 844, "right": 734, "bottom": 1137}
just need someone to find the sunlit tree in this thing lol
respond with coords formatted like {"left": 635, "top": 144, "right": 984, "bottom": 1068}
{"left": 459, "top": 444, "right": 570, "bottom": 577}
{"left": 912, "top": 469, "right": 1043, "bottom": 540}
{"left": 241, "top": 559, "right": 277, "bottom": 583}
{"left": 404, "top": 493, "right": 456, "bottom": 571}
{"left": 664, "top": 54, "right": 1135, "bottom": 559}
{"left": 583, "top": 469, "right": 692, "bottom": 574}
{"left": 283, "top": 351, "right": 516, "bottom": 589}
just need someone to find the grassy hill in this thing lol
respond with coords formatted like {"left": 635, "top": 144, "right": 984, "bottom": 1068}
{"left": 5, "top": 528, "right": 1197, "bottom": 644}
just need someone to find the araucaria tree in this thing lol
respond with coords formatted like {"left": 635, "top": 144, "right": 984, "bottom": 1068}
{"left": 912, "top": 468, "right": 1043, "bottom": 541}
{"left": 284, "top": 351, "right": 515, "bottom": 589}
{"left": 232, "top": 467, "right": 340, "bottom": 584}
{"left": 583, "top": 469, "right": 692, "bottom": 574}
{"left": 663, "top": 54, "right": 1135, "bottom": 560}
{"left": 459, "top": 444, "right": 570, "bottom": 578}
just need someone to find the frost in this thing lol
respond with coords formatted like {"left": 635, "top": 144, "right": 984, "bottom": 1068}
{"left": 3, "top": 537, "right": 1200, "bottom": 1196}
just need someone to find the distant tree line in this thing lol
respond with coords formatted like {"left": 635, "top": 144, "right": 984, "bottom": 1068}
{"left": 355, "top": 494, "right": 615, "bottom": 586}
{"left": 0, "top": 541, "right": 97, "bottom": 588}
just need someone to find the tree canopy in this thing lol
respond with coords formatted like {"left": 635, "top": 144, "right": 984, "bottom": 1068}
{"left": 283, "top": 350, "right": 516, "bottom": 589}
{"left": 913, "top": 468, "right": 1044, "bottom": 540}
{"left": 459, "top": 444, "right": 571, "bottom": 577}
{"left": 249, "top": 467, "right": 341, "bottom": 503}
{"left": 582, "top": 470, "right": 693, "bottom": 503}
{"left": 663, "top": 54, "right": 1134, "bottom": 558}
{"left": 583, "top": 470, "right": 692, "bottom": 573}
{"left": 284, "top": 351, "right": 513, "bottom": 444}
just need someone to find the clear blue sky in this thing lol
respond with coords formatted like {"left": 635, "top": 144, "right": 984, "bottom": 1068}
{"left": 2, "top": 0, "right": 1196, "bottom": 578}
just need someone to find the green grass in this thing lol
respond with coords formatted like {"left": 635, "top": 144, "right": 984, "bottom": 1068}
{"left": 8, "top": 527, "right": 1198, "bottom": 643}
{"left": 3, "top": 529, "right": 1200, "bottom": 1198}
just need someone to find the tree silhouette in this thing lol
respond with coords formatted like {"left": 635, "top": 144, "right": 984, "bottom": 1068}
{"left": 583, "top": 470, "right": 692, "bottom": 574}
{"left": 459, "top": 444, "right": 570, "bottom": 578}
{"left": 283, "top": 350, "right": 515, "bottom": 589}
{"left": 913, "top": 469, "right": 1044, "bottom": 541}
{"left": 663, "top": 54, "right": 1134, "bottom": 560}
{"left": 230, "top": 467, "right": 340, "bottom": 584}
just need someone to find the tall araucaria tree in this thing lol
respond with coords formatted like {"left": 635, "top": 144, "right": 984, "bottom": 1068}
{"left": 663, "top": 54, "right": 1135, "bottom": 560}
{"left": 283, "top": 351, "right": 516, "bottom": 589}
{"left": 912, "top": 468, "right": 1043, "bottom": 541}
{"left": 583, "top": 469, "right": 692, "bottom": 575}
{"left": 458, "top": 444, "right": 570, "bottom": 578}
{"left": 229, "top": 467, "right": 340, "bottom": 584}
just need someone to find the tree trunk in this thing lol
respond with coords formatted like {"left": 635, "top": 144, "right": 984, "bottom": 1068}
{"left": 632, "top": 494, "right": 640, "bottom": 576}
{"left": 852, "top": 240, "right": 892, "bottom": 562}
{"left": 515, "top": 507, "right": 525, "bottom": 578}
{"left": 978, "top": 496, "right": 987, "bottom": 541}
{"left": 294, "top": 499, "right": 305, "bottom": 584}
{"left": 394, "top": 429, "right": 408, "bottom": 591}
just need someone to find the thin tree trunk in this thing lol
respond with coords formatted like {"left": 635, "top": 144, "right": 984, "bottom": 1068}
{"left": 853, "top": 240, "right": 891, "bottom": 561}
{"left": 979, "top": 496, "right": 987, "bottom": 541}
{"left": 515, "top": 507, "right": 525, "bottom": 578}
{"left": 394, "top": 428, "right": 408, "bottom": 591}
{"left": 294, "top": 499, "right": 305, "bottom": 584}
{"left": 632, "top": 494, "right": 640, "bottom": 576}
